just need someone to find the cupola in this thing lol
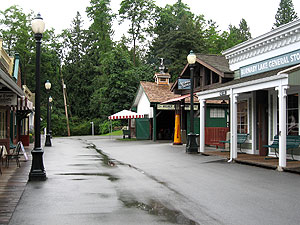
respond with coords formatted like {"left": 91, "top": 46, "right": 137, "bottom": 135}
{"left": 154, "top": 58, "right": 171, "bottom": 85}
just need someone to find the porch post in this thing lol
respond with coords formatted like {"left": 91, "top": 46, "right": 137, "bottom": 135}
{"left": 230, "top": 91, "right": 238, "bottom": 160}
{"left": 153, "top": 105, "right": 157, "bottom": 142}
{"left": 251, "top": 92, "right": 257, "bottom": 154}
{"left": 276, "top": 85, "right": 289, "bottom": 169}
{"left": 199, "top": 99, "right": 205, "bottom": 153}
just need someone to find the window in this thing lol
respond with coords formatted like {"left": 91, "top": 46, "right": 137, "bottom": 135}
{"left": 237, "top": 100, "right": 248, "bottom": 134}
{"left": 0, "top": 109, "right": 7, "bottom": 139}
{"left": 210, "top": 108, "right": 225, "bottom": 118}
{"left": 276, "top": 94, "right": 299, "bottom": 135}
{"left": 287, "top": 94, "right": 298, "bottom": 135}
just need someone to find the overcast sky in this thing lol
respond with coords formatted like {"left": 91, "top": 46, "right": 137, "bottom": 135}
{"left": 1, "top": 0, "right": 300, "bottom": 40}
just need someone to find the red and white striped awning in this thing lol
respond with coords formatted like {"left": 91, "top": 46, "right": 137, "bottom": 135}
{"left": 11, "top": 97, "right": 33, "bottom": 112}
{"left": 108, "top": 110, "right": 144, "bottom": 120}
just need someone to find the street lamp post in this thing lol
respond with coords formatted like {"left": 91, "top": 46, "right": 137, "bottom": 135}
{"left": 186, "top": 50, "right": 199, "bottom": 153}
{"left": 29, "top": 13, "right": 46, "bottom": 181}
{"left": 45, "top": 80, "right": 52, "bottom": 147}
{"left": 49, "top": 96, "right": 53, "bottom": 138}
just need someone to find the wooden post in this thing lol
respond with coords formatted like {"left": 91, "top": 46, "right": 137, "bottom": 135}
{"left": 60, "top": 67, "right": 71, "bottom": 136}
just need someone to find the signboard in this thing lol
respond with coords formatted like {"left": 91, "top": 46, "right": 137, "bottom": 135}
{"left": 240, "top": 49, "right": 300, "bottom": 78}
{"left": 157, "top": 104, "right": 175, "bottom": 110}
{"left": 0, "top": 93, "right": 17, "bottom": 106}
{"left": 184, "top": 105, "right": 199, "bottom": 111}
{"left": 20, "top": 142, "right": 28, "bottom": 161}
{"left": 178, "top": 79, "right": 191, "bottom": 90}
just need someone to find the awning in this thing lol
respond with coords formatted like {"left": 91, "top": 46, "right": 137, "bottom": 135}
{"left": 0, "top": 68, "right": 24, "bottom": 97}
{"left": 108, "top": 110, "right": 144, "bottom": 120}
{"left": 161, "top": 93, "right": 191, "bottom": 104}
{"left": 11, "top": 97, "right": 33, "bottom": 112}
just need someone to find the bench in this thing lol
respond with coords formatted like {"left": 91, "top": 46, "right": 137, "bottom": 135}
{"left": 122, "top": 130, "right": 131, "bottom": 139}
{"left": 220, "top": 133, "right": 249, "bottom": 153}
{"left": 263, "top": 135, "right": 300, "bottom": 160}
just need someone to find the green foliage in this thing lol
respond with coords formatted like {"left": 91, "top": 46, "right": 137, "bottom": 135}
{"left": 222, "top": 18, "right": 252, "bottom": 50}
{"left": 99, "top": 120, "right": 121, "bottom": 134}
{"left": 274, "top": 0, "right": 298, "bottom": 28}
{"left": 0, "top": 2, "right": 254, "bottom": 137}
{"left": 119, "top": 0, "right": 155, "bottom": 65}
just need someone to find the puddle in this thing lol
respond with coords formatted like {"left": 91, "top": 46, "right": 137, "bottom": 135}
{"left": 58, "top": 172, "right": 119, "bottom": 182}
{"left": 86, "top": 144, "right": 117, "bottom": 167}
{"left": 121, "top": 199, "right": 199, "bottom": 225}
{"left": 204, "top": 159, "right": 227, "bottom": 164}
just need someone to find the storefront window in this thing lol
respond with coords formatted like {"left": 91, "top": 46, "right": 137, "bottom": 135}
{"left": 210, "top": 108, "right": 225, "bottom": 118}
{"left": 237, "top": 100, "right": 248, "bottom": 134}
{"left": 0, "top": 109, "right": 7, "bottom": 139}
{"left": 276, "top": 94, "right": 299, "bottom": 135}
{"left": 287, "top": 94, "right": 298, "bottom": 135}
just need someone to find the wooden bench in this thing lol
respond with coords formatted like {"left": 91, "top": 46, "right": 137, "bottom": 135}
{"left": 220, "top": 133, "right": 249, "bottom": 153}
{"left": 122, "top": 130, "right": 131, "bottom": 139}
{"left": 263, "top": 135, "right": 300, "bottom": 160}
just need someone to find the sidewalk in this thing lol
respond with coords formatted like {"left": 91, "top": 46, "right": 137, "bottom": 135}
{"left": 0, "top": 145, "right": 31, "bottom": 225}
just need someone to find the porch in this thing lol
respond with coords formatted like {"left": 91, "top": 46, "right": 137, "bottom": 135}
{"left": 202, "top": 148, "right": 300, "bottom": 174}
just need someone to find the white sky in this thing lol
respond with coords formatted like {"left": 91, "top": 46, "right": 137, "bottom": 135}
{"left": 1, "top": 0, "right": 300, "bottom": 40}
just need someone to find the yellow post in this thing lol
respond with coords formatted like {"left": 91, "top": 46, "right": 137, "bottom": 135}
{"left": 173, "top": 113, "right": 182, "bottom": 145}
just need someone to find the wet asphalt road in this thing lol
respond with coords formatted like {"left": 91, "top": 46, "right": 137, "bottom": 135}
{"left": 9, "top": 136, "right": 300, "bottom": 225}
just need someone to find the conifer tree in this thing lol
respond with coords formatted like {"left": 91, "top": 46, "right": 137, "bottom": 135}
{"left": 274, "top": 0, "right": 298, "bottom": 28}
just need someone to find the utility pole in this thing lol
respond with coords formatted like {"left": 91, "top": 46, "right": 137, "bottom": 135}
{"left": 60, "top": 67, "right": 71, "bottom": 136}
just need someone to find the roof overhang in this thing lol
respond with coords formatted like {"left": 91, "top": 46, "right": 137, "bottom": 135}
{"left": 0, "top": 68, "right": 24, "bottom": 97}
{"left": 196, "top": 72, "right": 289, "bottom": 100}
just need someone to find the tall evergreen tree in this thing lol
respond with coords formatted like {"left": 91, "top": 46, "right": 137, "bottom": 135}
{"left": 222, "top": 18, "right": 252, "bottom": 50}
{"left": 61, "top": 12, "right": 88, "bottom": 118}
{"left": 119, "top": 0, "right": 155, "bottom": 66}
{"left": 149, "top": 1, "right": 206, "bottom": 79}
{"left": 86, "top": 0, "right": 114, "bottom": 58}
{"left": 274, "top": 0, "right": 298, "bottom": 28}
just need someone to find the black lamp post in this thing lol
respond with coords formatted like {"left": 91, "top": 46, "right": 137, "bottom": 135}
{"left": 49, "top": 96, "right": 53, "bottom": 138}
{"left": 186, "top": 50, "right": 198, "bottom": 153}
{"left": 45, "top": 80, "right": 52, "bottom": 147}
{"left": 29, "top": 13, "right": 46, "bottom": 181}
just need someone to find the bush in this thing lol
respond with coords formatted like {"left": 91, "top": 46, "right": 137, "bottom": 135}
{"left": 99, "top": 120, "right": 121, "bottom": 135}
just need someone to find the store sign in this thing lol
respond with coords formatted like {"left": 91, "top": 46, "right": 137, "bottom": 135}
{"left": 184, "top": 105, "right": 199, "bottom": 110}
{"left": 240, "top": 49, "right": 300, "bottom": 78}
{"left": 0, "top": 93, "right": 17, "bottom": 106}
{"left": 157, "top": 104, "right": 175, "bottom": 110}
{"left": 178, "top": 79, "right": 191, "bottom": 90}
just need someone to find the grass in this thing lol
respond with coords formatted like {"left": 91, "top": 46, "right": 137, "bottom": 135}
{"left": 101, "top": 130, "right": 123, "bottom": 136}
{"left": 101, "top": 130, "right": 139, "bottom": 141}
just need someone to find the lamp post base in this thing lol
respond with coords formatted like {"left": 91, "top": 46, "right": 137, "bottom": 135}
{"left": 186, "top": 133, "right": 199, "bottom": 153}
{"left": 45, "top": 134, "right": 52, "bottom": 146}
{"left": 29, "top": 148, "right": 46, "bottom": 181}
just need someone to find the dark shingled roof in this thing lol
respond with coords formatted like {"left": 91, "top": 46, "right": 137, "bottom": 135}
{"left": 196, "top": 54, "right": 233, "bottom": 74}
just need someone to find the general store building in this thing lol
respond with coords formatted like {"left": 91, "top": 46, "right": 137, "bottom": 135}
{"left": 195, "top": 19, "right": 300, "bottom": 170}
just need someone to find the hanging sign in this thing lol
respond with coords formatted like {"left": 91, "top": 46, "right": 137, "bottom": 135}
{"left": 0, "top": 93, "right": 17, "bottom": 106}
{"left": 240, "top": 49, "right": 300, "bottom": 78}
{"left": 157, "top": 104, "right": 175, "bottom": 110}
{"left": 178, "top": 79, "right": 191, "bottom": 90}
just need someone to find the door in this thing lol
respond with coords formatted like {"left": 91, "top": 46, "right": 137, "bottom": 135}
{"left": 136, "top": 118, "right": 150, "bottom": 140}
{"left": 256, "top": 91, "right": 268, "bottom": 156}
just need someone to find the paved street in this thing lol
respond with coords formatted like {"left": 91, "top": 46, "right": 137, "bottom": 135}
{"left": 8, "top": 136, "right": 300, "bottom": 225}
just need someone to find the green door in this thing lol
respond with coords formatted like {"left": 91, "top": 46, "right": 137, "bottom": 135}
{"left": 136, "top": 118, "right": 150, "bottom": 140}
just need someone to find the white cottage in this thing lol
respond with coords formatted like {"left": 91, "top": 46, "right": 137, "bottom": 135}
{"left": 196, "top": 19, "right": 300, "bottom": 170}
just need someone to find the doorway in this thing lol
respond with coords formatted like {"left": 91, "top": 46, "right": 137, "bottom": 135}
{"left": 256, "top": 91, "right": 268, "bottom": 156}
